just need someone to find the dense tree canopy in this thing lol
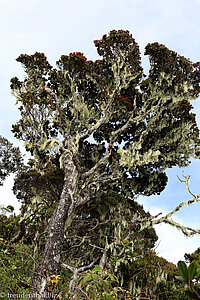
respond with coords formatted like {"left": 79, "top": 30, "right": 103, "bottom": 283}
{"left": 11, "top": 30, "right": 200, "bottom": 200}
{"left": 10, "top": 29, "right": 200, "bottom": 297}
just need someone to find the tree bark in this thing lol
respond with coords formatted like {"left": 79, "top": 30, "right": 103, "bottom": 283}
{"left": 31, "top": 150, "right": 78, "bottom": 298}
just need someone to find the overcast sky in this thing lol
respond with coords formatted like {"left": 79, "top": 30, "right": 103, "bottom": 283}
{"left": 1, "top": 0, "right": 200, "bottom": 264}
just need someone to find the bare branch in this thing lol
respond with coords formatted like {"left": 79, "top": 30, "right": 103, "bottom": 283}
{"left": 61, "top": 256, "right": 99, "bottom": 299}
{"left": 139, "top": 173, "right": 200, "bottom": 237}
{"left": 178, "top": 171, "right": 197, "bottom": 198}
{"left": 61, "top": 256, "right": 99, "bottom": 274}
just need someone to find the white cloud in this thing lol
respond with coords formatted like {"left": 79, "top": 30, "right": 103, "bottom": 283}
{"left": 154, "top": 223, "right": 200, "bottom": 264}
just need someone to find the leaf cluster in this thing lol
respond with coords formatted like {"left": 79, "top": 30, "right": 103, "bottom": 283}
{"left": 177, "top": 260, "right": 200, "bottom": 299}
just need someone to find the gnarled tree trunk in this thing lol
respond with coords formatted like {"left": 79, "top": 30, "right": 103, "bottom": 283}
{"left": 31, "top": 150, "right": 78, "bottom": 298}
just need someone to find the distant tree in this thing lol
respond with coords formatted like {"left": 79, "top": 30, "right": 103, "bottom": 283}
{"left": 11, "top": 29, "right": 200, "bottom": 296}
{"left": 0, "top": 135, "right": 23, "bottom": 185}
{"left": 185, "top": 247, "right": 200, "bottom": 264}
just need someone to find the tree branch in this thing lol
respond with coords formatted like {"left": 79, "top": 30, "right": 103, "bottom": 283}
{"left": 139, "top": 173, "right": 200, "bottom": 237}
{"left": 61, "top": 256, "right": 99, "bottom": 299}
{"left": 88, "top": 218, "right": 111, "bottom": 231}
{"left": 79, "top": 115, "right": 107, "bottom": 142}
{"left": 81, "top": 115, "right": 134, "bottom": 180}
{"left": 79, "top": 88, "right": 119, "bottom": 143}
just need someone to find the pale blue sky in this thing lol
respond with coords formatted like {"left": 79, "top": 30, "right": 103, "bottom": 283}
{"left": 1, "top": 0, "right": 200, "bottom": 263}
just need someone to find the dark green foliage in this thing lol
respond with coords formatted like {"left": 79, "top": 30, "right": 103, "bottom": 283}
{"left": 119, "top": 250, "right": 184, "bottom": 299}
{"left": 64, "top": 250, "right": 185, "bottom": 299}
{"left": 0, "top": 239, "right": 71, "bottom": 296}
{"left": 0, "top": 214, "right": 20, "bottom": 241}
{"left": 77, "top": 265, "right": 131, "bottom": 299}
{"left": 145, "top": 42, "right": 200, "bottom": 95}
{"left": 94, "top": 29, "right": 143, "bottom": 85}
{"left": 12, "top": 158, "right": 64, "bottom": 251}
{"left": 0, "top": 241, "right": 33, "bottom": 294}
{"left": 63, "top": 192, "right": 158, "bottom": 266}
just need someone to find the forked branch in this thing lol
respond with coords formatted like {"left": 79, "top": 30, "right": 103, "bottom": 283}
{"left": 140, "top": 172, "right": 200, "bottom": 237}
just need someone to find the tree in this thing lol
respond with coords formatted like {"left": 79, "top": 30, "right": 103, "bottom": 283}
{"left": 0, "top": 135, "right": 23, "bottom": 185}
{"left": 185, "top": 247, "right": 200, "bottom": 264}
{"left": 11, "top": 29, "right": 200, "bottom": 296}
